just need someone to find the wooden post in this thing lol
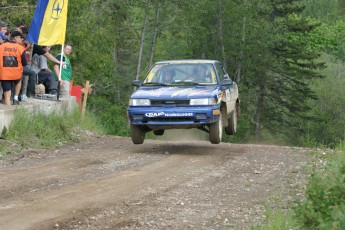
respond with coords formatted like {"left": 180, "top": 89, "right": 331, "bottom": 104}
{"left": 81, "top": 80, "right": 93, "bottom": 119}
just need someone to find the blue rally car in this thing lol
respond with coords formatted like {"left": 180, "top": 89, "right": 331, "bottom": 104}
{"left": 128, "top": 60, "right": 240, "bottom": 144}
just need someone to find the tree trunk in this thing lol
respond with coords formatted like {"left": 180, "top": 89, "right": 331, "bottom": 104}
{"left": 218, "top": 0, "right": 226, "bottom": 68}
{"left": 235, "top": 16, "right": 246, "bottom": 83}
{"left": 255, "top": 82, "right": 265, "bottom": 142}
{"left": 113, "top": 43, "right": 120, "bottom": 101}
{"left": 149, "top": 0, "right": 161, "bottom": 67}
{"left": 136, "top": 0, "right": 151, "bottom": 81}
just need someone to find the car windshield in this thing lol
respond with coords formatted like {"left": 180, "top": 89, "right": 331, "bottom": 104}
{"left": 143, "top": 63, "right": 218, "bottom": 86}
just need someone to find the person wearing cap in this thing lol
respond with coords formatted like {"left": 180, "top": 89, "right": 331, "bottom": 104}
{"left": 0, "top": 31, "right": 27, "bottom": 106}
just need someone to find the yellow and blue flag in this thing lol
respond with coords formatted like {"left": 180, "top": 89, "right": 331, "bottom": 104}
{"left": 26, "top": 0, "right": 68, "bottom": 46}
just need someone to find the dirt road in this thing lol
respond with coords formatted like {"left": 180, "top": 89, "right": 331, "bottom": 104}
{"left": 0, "top": 133, "right": 312, "bottom": 230}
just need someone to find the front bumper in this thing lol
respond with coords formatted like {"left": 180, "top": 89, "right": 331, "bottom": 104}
{"left": 128, "top": 106, "right": 220, "bottom": 129}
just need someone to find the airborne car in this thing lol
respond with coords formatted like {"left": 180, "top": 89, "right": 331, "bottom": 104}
{"left": 128, "top": 60, "right": 240, "bottom": 144}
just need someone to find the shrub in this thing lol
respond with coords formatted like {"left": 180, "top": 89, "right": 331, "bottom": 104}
{"left": 294, "top": 150, "right": 345, "bottom": 229}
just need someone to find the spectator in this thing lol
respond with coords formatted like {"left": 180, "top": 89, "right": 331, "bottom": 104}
{"left": 31, "top": 46, "right": 58, "bottom": 95}
{"left": 19, "top": 25, "right": 28, "bottom": 37}
{"left": 17, "top": 26, "right": 36, "bottom": 99}
{"left": 0, "top": 22, "right": 7, "bottom": 102}
{"left": 32, "top": 44, "right": 62, "bottom": 65}
{"left": 21, "top": 44, "right": 36, "bottom": 99}
{"left": 0, "top": 36, "right": 2, "bottom": 100}
{"left": 0, "top": 21, "right": 8, "bottom": 42}
{"left": 0, "top": 31, "right": 27, "bottom": 106}
{"left": 54, "top": 44, "right": 73, "bottom": 96}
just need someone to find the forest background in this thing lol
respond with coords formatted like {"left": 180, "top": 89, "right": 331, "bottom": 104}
{"left": 1, "top": 0, "right": 345, "bottom": 148}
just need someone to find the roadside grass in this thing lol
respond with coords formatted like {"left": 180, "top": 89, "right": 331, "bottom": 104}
{"left": 0, "top": 107, "right": 103, "bottom": 157}
{"left": 251, "top": 208, "right": 297, "bottom": 230}
{"left": 253, "top": 144, "right": 345, "bottom": 230}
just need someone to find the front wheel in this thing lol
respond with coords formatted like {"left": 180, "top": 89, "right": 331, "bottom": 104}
{"left": 130, "top": 124, "right": 145, "bottom": 144}
{"left": 209, "top": 114, "right": 223, "bottom": 144}
{"left": 225, "top": 108, "right": 237, "bottom": 135}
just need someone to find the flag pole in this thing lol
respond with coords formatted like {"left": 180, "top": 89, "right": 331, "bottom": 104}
{"left": 57, "top": 45, "right": 64, "bottom": 101}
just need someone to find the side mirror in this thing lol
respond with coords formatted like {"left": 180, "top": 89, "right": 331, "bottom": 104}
{"left": 132, "top": 80, "right": 142, "bottom": 87}
{"left": 221, "top": 79, "right": 233, "bottom": 86}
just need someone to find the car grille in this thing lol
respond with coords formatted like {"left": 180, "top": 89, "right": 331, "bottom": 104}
{"left": 151, "top": 100, "right": 190, "bottom": 106}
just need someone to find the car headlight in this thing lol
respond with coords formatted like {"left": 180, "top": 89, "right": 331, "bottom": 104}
{"left": 190, "top": 98, "right": 217, "bottom": 105}
{"left": 130, "top": 99, "right": 151, "bottom": 106}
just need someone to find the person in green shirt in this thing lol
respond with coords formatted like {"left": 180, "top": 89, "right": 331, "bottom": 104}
{"left": 54, "top": 44, "right": 72, "bottom": 96}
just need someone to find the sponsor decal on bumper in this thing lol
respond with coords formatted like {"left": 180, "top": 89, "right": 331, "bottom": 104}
{"left": 145, "top": 112, "right": 193, "bottom": 117}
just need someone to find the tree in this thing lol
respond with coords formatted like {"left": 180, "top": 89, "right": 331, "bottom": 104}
{"left": 0, "top": 1, "right": 35, "bottom": 28}
{"left": 241, "top": 0, "right": 325, "bottom": 142}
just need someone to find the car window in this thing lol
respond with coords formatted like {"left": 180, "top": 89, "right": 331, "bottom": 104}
{"left": 144, "top": 63, "right": 217, "bottom": 85}
{"left": 215, "top": 63, "right": 228, "bottom": 82}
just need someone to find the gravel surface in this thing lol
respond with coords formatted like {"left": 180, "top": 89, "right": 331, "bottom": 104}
{"left": 0, "top": 132, "right": 314, "bottom": 230}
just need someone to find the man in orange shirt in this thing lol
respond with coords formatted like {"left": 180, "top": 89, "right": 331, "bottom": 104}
{"left": 0, "top": 31, "right": 27, "bottom": 106}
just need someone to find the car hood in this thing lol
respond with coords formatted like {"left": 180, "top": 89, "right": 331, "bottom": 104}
{"left": 131, "top": 85, "right": 220, "bottom": 99}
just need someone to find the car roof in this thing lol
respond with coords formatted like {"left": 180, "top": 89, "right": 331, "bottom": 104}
{"left": 154, "top": 59, "right": 219, "bottom": 65}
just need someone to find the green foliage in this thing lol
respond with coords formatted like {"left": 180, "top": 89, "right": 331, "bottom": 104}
{"left": 87, "top": 96, "right": 129, "bottom": 136}
{"left": 302, "top": 0, "right": 341, "bottom": 22}
{"left": 0, "top": 1, "right": 35, "bottom": 28}
{"left": 238, "top": 0, "right": 325, "bottom": 143}
{"left": 294, "top": 150, "right": 345, "bottom": 229}
{"left": 2, "top": 107, "right": 102, "bottom": 149}
{"left": 298, "top": 54, "right": 345, "bottom": 147}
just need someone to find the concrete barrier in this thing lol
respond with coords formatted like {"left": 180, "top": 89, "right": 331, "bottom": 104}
{"left": 0, "top": 96, "right": 78, "bottom": 133}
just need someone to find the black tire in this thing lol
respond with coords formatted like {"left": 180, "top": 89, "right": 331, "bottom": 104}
{"left": 130, "top": 124, "right": 145, "bottom": 144}
{"left": 225, "top": 108, "right": 237, "bottom": 135}
{"left": 209, "top": 113, "right": 223, "bottom": 144}
{"left": 153, "top": 129, "right": 164, "bottom": 136}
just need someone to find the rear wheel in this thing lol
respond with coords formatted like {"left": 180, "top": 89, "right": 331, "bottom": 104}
{"left": 209, "top": 113, "right": 223, "bottom": 144}
{"left": 153, "top": 129, "right": 164, "bottom": 136}
{"left": 130, "top": 124, "right": 145, "bottom": 144}
{"left": 225, "top": 108, "right": 237, "bottom": 135}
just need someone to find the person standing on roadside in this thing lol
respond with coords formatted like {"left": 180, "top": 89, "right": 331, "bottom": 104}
{"left": 0, "top": 22, "right": 7, "bottom": 102}
{"left": 0, "top": 36, "right": 3, "bottom": 101}
{"left": 16, "top": 26, "right": 36, "bottom": 99}
{"left": 54, "top": 44, "right": 72, "bottom": 96}
{"left": 0, "top": 31, "right": 27, "bottom": 106}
